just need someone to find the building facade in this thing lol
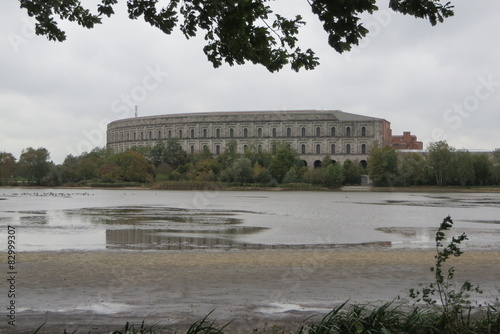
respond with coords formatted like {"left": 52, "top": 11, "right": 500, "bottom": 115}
{"left": 392, "top": 131, "right": 423, "bottom": 150}
{"left": 106, "top": 110, "right": 392, "bottom": 168}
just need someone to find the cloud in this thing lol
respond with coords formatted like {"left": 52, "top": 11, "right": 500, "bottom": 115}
{"left": 1, "top": 0, "right": 499, "bottom": 163}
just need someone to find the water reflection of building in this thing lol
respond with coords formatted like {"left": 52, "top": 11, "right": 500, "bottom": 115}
{"left": 105, "top": 229, "right": 392, "bottom": 250}
{"left": 106, "top": 229, "right": 240, "bottom": 250}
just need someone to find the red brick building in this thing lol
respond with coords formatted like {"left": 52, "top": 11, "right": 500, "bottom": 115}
{"left": 392, "top": 131, "right": 423, "bottom": 150}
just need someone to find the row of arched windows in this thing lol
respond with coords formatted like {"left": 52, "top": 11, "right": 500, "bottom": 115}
{"left": 184, "top": 143, "right": 368, "bottom": 156}
{"left": 111, "top": 125, "right": 368, "bottom": 142}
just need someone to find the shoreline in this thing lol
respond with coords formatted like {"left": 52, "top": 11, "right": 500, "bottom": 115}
{"left": 4, "top": 248, "right": 500, "bottom": 333}
{"left": 2, "top": 184, "right": 500, "bottom": 192}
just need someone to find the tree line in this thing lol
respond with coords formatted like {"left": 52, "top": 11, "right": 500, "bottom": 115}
{"left": 1, "top": 139, "right": 499, "bottom": 188}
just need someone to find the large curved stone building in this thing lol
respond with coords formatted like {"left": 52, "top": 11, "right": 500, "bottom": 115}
{"left": 107, "top": 110, "right": 392, "bottom": 167}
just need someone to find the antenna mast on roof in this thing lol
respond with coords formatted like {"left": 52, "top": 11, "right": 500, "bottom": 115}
{"left": 135, "top": 105, "right": 138, "bottom": 118}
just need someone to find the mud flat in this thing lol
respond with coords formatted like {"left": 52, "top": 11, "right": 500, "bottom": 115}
{"left": 2, "top": 249, "right": 500, "bottom": 333}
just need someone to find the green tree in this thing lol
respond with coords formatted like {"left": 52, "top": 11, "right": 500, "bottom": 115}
{"left": 427, "top": 141, "right": 454, "bottom": 186}
{"left": 218, "top": 140, "right": 240, "bottom": 170}
{"left": 282, "top": 167, "right": 301, "bottom": 184}
{"left": 452, "top": 150, "right": 474, "bottom": 187}
{"left": 269, "top": 145, "right": 300, "bottom": 183}
{"left": 116, "top": 150, "right": 154, "bottom": 183}
{"left": 18, "top": 147, "right": 51, "bottom": 185}
{"left": 367, "top": 143, "right": 398, "bottom": 187}
{"left": 493, "top": 149, "right": 500, "bottom": 185}
{"left": 473, "top": 153, "right": 493, "bottom": 186}
{"left": 19, "top": 0, "right": 454, "bottom": 72}
{"left": 0, "top": 152, "right": 17, "bottom": 185}
{"left": 232, "top": 157, "right": 252, "bottom": 185}
{"left": 399, "top": 152, "right": 427, "bottom": 186}
{"left": 163, "top": 138, "right": 189, "bottom": 169}
{"left": 324, "top": 163, "right": 345, "bottom": 188}
{"left": 343, "top": 159, "right": 361, "bottom": 185}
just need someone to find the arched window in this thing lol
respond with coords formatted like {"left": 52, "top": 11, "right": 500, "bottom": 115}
{"left": 140, "top": 132, "right": 144, "bottom": 140}
{"left": 301, "top": 144, "right": 306, "bottom": 154}
{"left": 286, "top": 127, "right": 292, "bottom": 137}
{"left": 168, "top": 130, "right": 172, "bottom": 139}
{"left": 272, "top": 128, "right": 277, "bottom": 138}
{"left": 203, "top": 129, "right": 207, "bottom": 138}
{"left": 316, "top": 144, "right": 321, "bottom": 154}
{"left": 257, "top": 128, "right": 263, "bottom": 138}
{"left": 301, "top": 127, "right": 306, "bottom": 137}
{"left": 229, "top": 128, "right": 234, "bottom": 138}
{"left": 190, "top": 145, "right": 195, "bottom": 154}
{"left": 158, "top": 130, "right": 161, "bottom": 139}
{"left": 126, "top": 133, "right": 130, "bottom": 141}
{"left": 331, "top": 144, "right": 336, "bottom": 154}
{"left": 346, "top": 144, "right": 351, "bottom": 154}
{"left": 361, "top": 144, "right": 366, "bottom": 154}
{"left": 178, "top": 129, "right": 183, "bottom": 138}
{"left": 149, "top": 131, "right": 152, "bottom": 140}
{"left": 243, "top": 144, "right": 248, "bottom": 152}
{"left": 316, "top": 127, "right": 321, "bottom": 137}
{"left": 243, "top": 128, "right": 248, "bottom": 138}
{"left": 361, "top": 126, "right": 366, "bottom": 137}
{"left": 133, "top": 132, "right": 136, "bottom": 140}
{"left": 191, "top": 129, "right": 195, "bottom": 138}
{"left": 331, "top": 127, "right": 336, "bottom": 137}
{"left": 216, "top": 145, "right": 221, "bottom": 155}
{"left": 216, "top": 128, "right": 221, "bottom": 138}
{"left": 346, "top": 127, "right": 351, "bottom": 137}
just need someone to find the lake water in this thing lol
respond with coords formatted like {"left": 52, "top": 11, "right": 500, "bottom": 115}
{"left": 1, "top": 188, "right": 500, "bottom": 252}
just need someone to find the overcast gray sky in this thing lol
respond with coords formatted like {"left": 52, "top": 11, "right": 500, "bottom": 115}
{"left": 1, "top": 0, "right": 499, "bottom": 163}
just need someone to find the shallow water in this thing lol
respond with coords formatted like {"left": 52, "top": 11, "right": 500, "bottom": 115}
{"left": 1, "top": 188, "right": 500, "bottom": 251}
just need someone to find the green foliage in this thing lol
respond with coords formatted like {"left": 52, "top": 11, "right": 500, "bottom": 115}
{"left": 428, "top": 141, "right": 454, "bottom": 186}
{"left": 17, "top": 147, "right": 51, "bottom": 185}
{"left": 232, "top": 157, "right": 252, "bottom": 185}
{"left": 367, "top": 143, "right": 398, "bottom": 186}
{"left": 409, "top": 216, "right": 483, "bottom": 331}
{"left": 269, "top": 145, "right": 300, "bottom": 183}
{"left": 19, "top": 0, "right": 454, "bottom": 72}
{"left": 0, "top": 152, "right": 17, "bottom": 185}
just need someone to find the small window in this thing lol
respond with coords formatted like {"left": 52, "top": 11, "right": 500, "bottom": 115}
{"left": 286, "top": 127, "right": 292, "bottom": 137}
{"left": 257, "top": 128, "right": 263, "bottom": 138}
{"left": 331, "top": 127, "right": 336, "bottom": 137}
{"left": 272, "top": 128, "right": 277, "bottom": 138}
{"left": 346, "top": 144, "right": 351, "bottom": 154}
{"left": 316, "top": 144, "right": 321, "bottom": 154}
{"left": 301, "top": 144, "right": 306, "bottom": 154}
{"left": 361, "top": 126, "right": 366, "bottom": 137}
{"left": 203, "top": 129, "right": 207, "bottom": 138}
{"left": 168, "top": 130, "right": 172, "bottom": 139}
{"left": 190, "top": 145, "right": 195, "bottom": 154}
{"left": 331, "top": 144, "right": 335, "bottom": 154}
{"left": 316, "top": 127, "right": 321, "bottom": 137}
{"left": 346, "top": 127, "right": 351, "bottom": 137}
{"left": 216, "top": 128, "right": 221, "bottom": 138}
{"left": 140, "top": 132, "right": 144, "bottom": 140}
{"left": 243, "top": 144, "right": 248, "bottom": 152}
{"left": 158, "top": 130, "right": 162, "bottom": 139}
{"left": 191, "top": 129, "right": 195, "bottom": 139}
{"left": 179, "top": 129, "right": 183, "bottom": 138}
{"left": 361, "top": 144, "right": 366, "bottom": 154}
{"left": 216, "top": 145, "right": 221, "bottom": 155}
{"left": 229, "top": 128, "right": 234, "bottom": 138}
{"left": 301, "top": 127, "right": 306, "bottom": 137}
{"left": 149, "top": 131, "right": 152, "bottom": 140}
{"left": 243, "top": 128, "right": 248, "bottom": 138}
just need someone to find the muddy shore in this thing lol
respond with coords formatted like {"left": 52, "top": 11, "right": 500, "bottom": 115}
{"left": 2, "top": 249, "right": 500, "bottom": 333}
